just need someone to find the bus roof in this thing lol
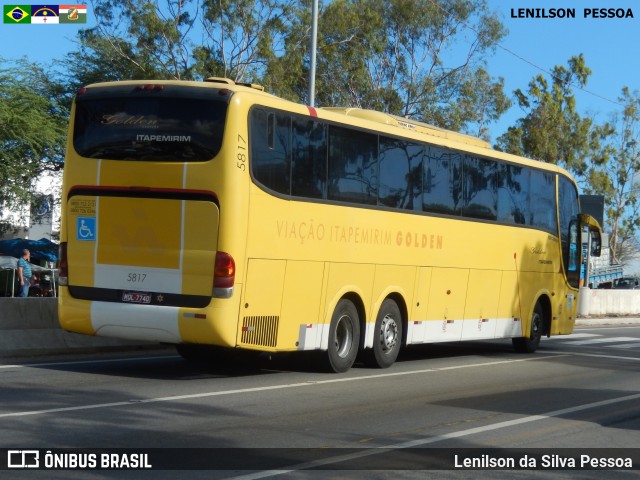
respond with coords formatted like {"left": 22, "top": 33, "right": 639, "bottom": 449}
{"left": 321, "top": 107, "right": 491, "bottom": 149}
{"left": 80, "top": 77, "right": 576, "bottom": 183}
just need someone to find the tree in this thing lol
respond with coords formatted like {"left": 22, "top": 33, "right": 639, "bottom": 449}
{"left": 65, "top": 0, "right": 295, "bottom": 86}
{"left": 0, "top": 58, "right": 67, "bottom": 235}
{"left": 495, "top": 55, "right": 593, "bottom": 176}
{"left": 267, "top": 0, "right": 510, "bottom": 138}
{"left": 67, "top": 0, "right": 509, "bottom": 139}
{"left": 194, "top": 0, "right": 295, "bottom": 81}
{"left": 62, "top": 0, "right": 197, "bottom": 88}
{"left": 588, "top": 87, "right": 640, "bottom": 265}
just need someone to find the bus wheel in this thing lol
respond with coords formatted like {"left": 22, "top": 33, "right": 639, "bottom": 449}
{"left": 364, "top": 299, "right": 403, "bottom": 368}
{"left": 513, "top": 302, "right": 544, "bottom": 353}
{"left": 325, "top": 299, "right": 361, "bottom": 373}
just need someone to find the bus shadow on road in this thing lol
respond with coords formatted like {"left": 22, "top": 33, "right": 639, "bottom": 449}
{"left": 395, "top": 339, "right": 517, "bottom": 363}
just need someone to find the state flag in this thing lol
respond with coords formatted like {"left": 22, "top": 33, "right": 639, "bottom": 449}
{"left": 31, "top": 5, "right": 59, "bottom": 24}
{"left": 3, "top": 5, "right": 31, "bottom": 24}
{"left": 59, "top": 4, "right": 87, "bottom": 23}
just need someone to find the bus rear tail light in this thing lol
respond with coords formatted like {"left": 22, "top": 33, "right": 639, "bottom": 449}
{"left": 213, "top": 251, "right": 235, "bottom": 298}
{"left": 58, "top": 242, "right": 68, "bottom": 286}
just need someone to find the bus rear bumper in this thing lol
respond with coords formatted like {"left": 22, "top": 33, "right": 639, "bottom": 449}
{"left": 58, "top": 286, "right": 242, "bottom": 346}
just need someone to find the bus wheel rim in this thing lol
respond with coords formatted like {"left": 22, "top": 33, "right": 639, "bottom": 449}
{"left": 335, "top": 314, "right": 353, "bottom": 358}
{"left": 532, "top": 311, "right": 542, "bottom": 336}
{"left": 380, "top": 314, "right": 398, "bottom": 353}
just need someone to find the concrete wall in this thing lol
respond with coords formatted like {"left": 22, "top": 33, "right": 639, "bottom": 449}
{"left": 582, "top": 288, "right": 640, "bottom": 317}
{"left": 0, "top": 298, "right": 158, "bottom": 358}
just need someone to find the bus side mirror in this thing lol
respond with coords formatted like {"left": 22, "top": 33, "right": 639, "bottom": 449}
{"left": 579, "top": 214, "right": 602, "bottom": 257}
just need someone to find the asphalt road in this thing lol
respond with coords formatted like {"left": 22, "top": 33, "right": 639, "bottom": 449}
{"left": 1, "top": 325, "right": 639, "bottom": 479}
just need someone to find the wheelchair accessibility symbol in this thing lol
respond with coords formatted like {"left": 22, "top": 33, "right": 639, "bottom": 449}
{"left": 77, "top": 217, "right": 96, "bottom": 241}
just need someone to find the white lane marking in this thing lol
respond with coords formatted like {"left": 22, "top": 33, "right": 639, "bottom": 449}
{"left": 564, "top": 336, "right": 639, "bottom": 346}
{"left": 0, "top": 355, "right": 565, "bottom": 419}
{"left": 610, "top": 342, "right": 640, "bottom": 349}
{"left": 229, "top": 391, "right": 640, "bottom": 480}
{"left": 552, "top": 351, "right": 640, "bottom": 362}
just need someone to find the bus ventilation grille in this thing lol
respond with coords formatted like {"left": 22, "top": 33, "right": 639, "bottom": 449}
{"left": 241, "top": 316, "right": 279, "bottom": 347}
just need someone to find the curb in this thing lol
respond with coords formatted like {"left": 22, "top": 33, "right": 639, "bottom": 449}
{"left": 576, "top": 317, "right": 640, "bottom": 327}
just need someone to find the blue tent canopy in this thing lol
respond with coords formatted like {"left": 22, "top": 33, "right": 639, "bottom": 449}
{"left": 0, "top": 238, "right": 58, "bottom": 262}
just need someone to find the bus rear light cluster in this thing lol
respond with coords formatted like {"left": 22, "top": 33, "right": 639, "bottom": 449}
{"left": 58, "top": 242, "right": 68, "bottom": 286}
{"left": 213, "top": 251, "right": 235, "bottom": 298}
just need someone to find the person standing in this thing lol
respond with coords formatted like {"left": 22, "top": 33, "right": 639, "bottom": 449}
{"left": 17, "top": 249, "right": 32, "bottom": 297}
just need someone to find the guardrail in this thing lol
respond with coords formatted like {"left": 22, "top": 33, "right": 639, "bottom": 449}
{"left": 589, "top": 265, "right": 624, "bottom": 288}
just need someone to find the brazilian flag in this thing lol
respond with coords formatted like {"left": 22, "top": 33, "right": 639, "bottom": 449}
{"left": 3, "top": 5, "right": 31, "bottom": 24}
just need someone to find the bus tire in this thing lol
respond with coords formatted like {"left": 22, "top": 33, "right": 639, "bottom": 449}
{"left": 513, "top": 302, "right": 544, "bottom": 353}
{"left": 325, "top": 298, "right": 361, "bottom": 373}
{"left": 364, "top": 298, "right": 403, "bottom": 368}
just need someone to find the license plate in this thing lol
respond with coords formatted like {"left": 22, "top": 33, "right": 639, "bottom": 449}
{"left": 122, "top": 291, "right": 152, "bottom": 304}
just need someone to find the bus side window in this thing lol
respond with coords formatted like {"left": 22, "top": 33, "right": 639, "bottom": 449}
{"left": 497, "top": 164, "right": 529, "bottom": 225}
{"left": 423, "top": 147, "right": 462, "bottom": 215}
{"left": 530, "top": 170, "right": 557, "bottom": 233}
{"left": 328, "top": 125, "right": 378, "bottom": 205}
{"left": 267, "top": 112, "right": 275, "bottom": 150}
{"left": 292, "top": 118, "right": 326, "bottom": 199}
{"left": 462, "top": 155, "right": 498, "bottom": 220}
{"left": 379, "top": 137, "right": 423, "bottom": 210}
{"left": 568, "top": 219, "right": 578, "bottom": 271}
{"left": 250, "top": 108, "right": 291, "bottom": 195}
{"left": 558, "top": 176, "right": 581, "bottom": 287}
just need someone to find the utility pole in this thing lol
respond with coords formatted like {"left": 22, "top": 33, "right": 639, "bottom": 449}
{"left": 308, "top": 0, "right": 318, "bottom": 107}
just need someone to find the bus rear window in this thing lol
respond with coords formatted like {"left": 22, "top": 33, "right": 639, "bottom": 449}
{"left": 73, "top": 94, "right": 227, "bottom": 161}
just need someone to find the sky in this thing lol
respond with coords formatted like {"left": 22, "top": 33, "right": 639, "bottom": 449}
{"left": 1, "top": 0, "right": 638, "bottom": 141}
{"left": 485, "top": 0, "right": 639, "bottom": 139}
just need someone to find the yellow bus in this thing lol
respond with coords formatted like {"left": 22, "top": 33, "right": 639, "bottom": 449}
{"left": 58, "top": 77, "right": 601, "bottom": 372}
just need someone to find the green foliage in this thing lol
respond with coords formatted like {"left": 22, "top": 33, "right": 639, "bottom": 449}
{"left": 0, "top": 58, "right": 67, "bottom": 233}
{"left": 68, "top": 0, "right": 294, "bottom": 84}
{"left": 64, "top": 0, "right": 509, "bottom": 138}
{"left": 195, "top": 0, "right": 293, "bottom": 80}
{"left": 495, "top": 54, "right": 593, "bottom": 175}
{"left": 63, "top": 0, "right": 198, "bottom": 87}
{"left": 267, "top": 0, "right": 510, "bottom": 137}
{"left": 449, "top": 68, "right": 511, "bottom": 138}
{"left": 587, "top": 88, "right": 640, "bottom": 264}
